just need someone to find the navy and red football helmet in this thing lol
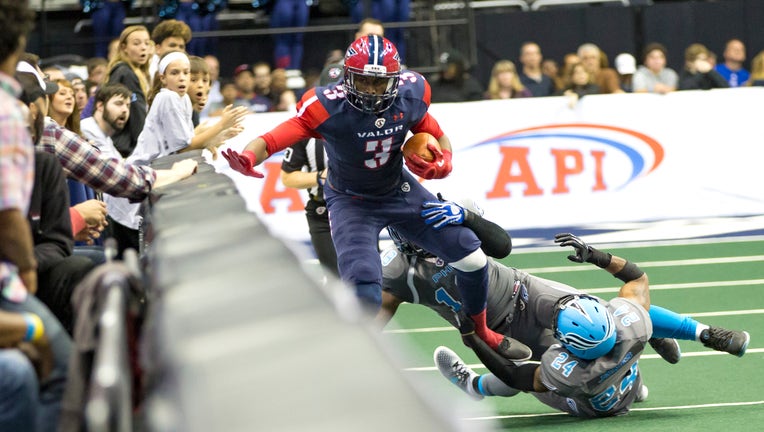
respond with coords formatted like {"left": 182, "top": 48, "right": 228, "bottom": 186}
{"left": 343, "top": 35, "right": 401, "bottom": 114}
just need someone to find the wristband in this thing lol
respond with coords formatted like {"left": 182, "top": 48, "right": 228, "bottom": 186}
{"left": 22, "top": 313, "right": 44, "bottom": 342}
{"left": 613, "top": 261, "right": 645, "bottom": 283}
{"left": 587, "top": 248, "right": 613, "bottom": 269}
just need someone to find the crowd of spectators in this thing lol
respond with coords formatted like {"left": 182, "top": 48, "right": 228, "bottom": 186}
{"left": 59, "top": 2, "right": 763, "bottom": 113}
{"left": 419, "top": 37, "right": 759, "bottom": 107}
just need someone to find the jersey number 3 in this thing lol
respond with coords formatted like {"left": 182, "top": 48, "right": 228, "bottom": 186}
{"left": 364, "top": 137, "right": 393, "bottom": 169}
{"left": 590, "top": 362, "right": 639, "bottom": 412}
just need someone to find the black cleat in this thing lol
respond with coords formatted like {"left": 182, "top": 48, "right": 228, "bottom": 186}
{"left": 649, "top": 337, "right": 681, "bottom": 364}
{"left": 495, "top": 336, "right": 532, "bottom": 362}
{"left": 700, "top": 327, "right": 750, "bottom": 357}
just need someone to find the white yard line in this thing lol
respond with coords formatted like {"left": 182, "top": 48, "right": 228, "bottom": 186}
{"left": 463, "top": 400, "right": 764, "bottom": 421}
{"left": 403, "top": 348, "right": 764, "bottom": 373}
{"left": 385, "top": 307, "right": 764, "bottom": 335}
{"left": 522, "top": 255, "right": 764, "bottom": 274}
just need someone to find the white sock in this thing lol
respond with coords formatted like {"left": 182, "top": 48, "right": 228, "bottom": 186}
{"left": 695, "top": 324, "right": 710, "bottom": 341}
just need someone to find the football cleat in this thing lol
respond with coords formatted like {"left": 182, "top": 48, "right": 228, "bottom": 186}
{"left": 649, "top": 337, "right": 681, "bottom": 364}
{"left": 457, "top": 311, "right": 532, "bottom": 362}
{"left": 434, "top": 346, "right": 484, "bottom": 401}
{"left": 700, "top": 327, "right": 750, "bottom": 357}
{"left": 496, "top": 336, "right": 533, "bottom": 362}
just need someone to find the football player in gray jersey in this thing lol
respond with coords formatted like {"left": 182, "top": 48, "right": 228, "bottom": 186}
{"left": 450, "top": 233, "right": 655, "bottom": 417}
{"left": 380, "top": 198, "right": 749, "bottom": 417}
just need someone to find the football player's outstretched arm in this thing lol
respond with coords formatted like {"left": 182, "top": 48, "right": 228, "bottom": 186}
{"left": 224, "top": 116, "right": 314, "bottom": 178}
{"left": 241, "top": 136, "right": 270, "bottom": 165}
{"left": 607, "top": 254, "right": 650, "bottom": 311}
{"left": 554, "top": 233, "right": 650, "bottom": 311}
{"left": 463, "top": 331, "right": 548, "bottom": 392}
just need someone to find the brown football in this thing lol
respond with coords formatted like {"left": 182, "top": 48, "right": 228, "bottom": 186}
{"left": 402, "top": 132, "right": 440, "bottom": 162}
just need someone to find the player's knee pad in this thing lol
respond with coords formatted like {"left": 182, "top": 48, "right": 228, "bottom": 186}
{"left": 450, "top": 248, "right": 487, "bottom": 272}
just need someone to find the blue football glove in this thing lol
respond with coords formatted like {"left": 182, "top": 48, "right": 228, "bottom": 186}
{"left": 421, "top": 200, "right": 465, "bottom": 230}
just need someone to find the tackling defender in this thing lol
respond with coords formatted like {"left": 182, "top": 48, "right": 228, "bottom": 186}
{"left": 222, "top": 35, "right": 517, "bottom": 357}
{"left": 379, "top": 199, "right": 749, "bottom": 415}
{"left": 381, "top": 199, "right": 748, "bottom": 359}
{"left": 456, "top": 234, "right": 656, "bottom": 417}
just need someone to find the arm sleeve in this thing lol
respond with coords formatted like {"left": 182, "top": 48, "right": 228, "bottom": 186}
{"left": 262, "top": 88, "right": 326, "bottom": 155}
{"left": 463, "top": 332, "right": 538, "bottom": 392}
{"left": 463, "top": 211, "right": 512, "bottom": 258}
{"left": 261, "top": 118, "right": 317, "bottom": 156}
{"left": 410, "top": 112, "right": 444, "bottom": 139}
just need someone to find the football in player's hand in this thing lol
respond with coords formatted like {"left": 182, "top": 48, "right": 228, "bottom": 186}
{"left": 402, "top": 132, "right": 440, "bottom": 162}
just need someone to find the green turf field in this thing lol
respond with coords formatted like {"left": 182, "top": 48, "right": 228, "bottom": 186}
{"left": 380, "top": 236, "right": 764, "bottom": 431}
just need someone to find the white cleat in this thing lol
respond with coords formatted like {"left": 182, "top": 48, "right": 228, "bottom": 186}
{"left": 434, "top": 346, "right": 484, "bottom": 401}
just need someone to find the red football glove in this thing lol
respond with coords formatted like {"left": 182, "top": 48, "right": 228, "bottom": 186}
{"left": 222, "top": 148, "right": 264, "bottom": 178}
{"left": 406, "top": 145, "right": 452, "bottom": 180}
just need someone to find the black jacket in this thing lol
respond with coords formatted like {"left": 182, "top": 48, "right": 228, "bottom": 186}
{"left": 28, "top": 151, "right": 74, "bottom": 273}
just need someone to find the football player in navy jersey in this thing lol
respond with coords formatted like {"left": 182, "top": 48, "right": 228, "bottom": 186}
{"left": 222, "top": 35, "right": 521, "bottom": 358}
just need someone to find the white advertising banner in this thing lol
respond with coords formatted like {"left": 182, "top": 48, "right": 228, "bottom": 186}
{"left": 208, "top": 88, "right": 764, "bottom": 243}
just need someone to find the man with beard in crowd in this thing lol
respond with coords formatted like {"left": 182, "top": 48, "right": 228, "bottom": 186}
{"left": 80, "top": 83, "right": 131, "bottom": 158}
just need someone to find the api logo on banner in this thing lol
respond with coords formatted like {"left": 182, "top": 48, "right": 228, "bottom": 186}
{"left": 462, "top": 124, "right": 664, "bottom": 198}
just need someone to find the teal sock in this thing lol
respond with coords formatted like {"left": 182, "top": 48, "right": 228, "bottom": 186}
{"left": 650, "top": 305, "right": 698, "bottom": 341}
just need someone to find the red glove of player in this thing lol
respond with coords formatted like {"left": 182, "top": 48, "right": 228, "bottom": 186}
{"left": 222, "top": 148, "right": 264, "bottom": 178}
{"left": 406, "top": 145, "right": 452, "bottom": 180}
